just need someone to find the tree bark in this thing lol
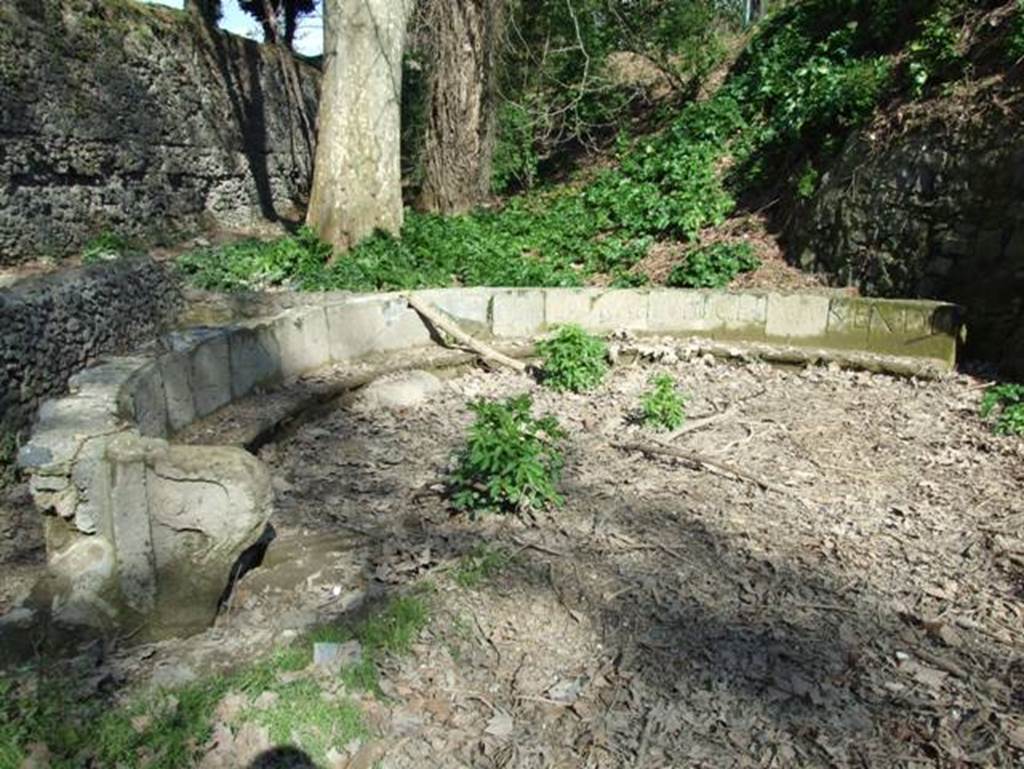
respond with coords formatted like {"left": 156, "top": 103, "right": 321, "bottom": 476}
{"left": 307, "top": 0, "right": 415, "bottom": 252}
{"left": 416, "top": 0, "right": 503, "bottom": 215}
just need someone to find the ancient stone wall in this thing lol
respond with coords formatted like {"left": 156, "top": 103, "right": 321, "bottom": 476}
{"left": 0, "top": 0, "right": 319, "bottom": 265}
{"left": 791, "top": 84, "right": 1024, "bottom": 378}
{"left": 14, "top": 287, "right": 963, "bottom": 640}
{"left": 0, "top": 258, "right": 183, "bottom": 441}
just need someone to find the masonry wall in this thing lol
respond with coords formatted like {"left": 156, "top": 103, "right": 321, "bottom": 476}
{"left": 791, "top": 81, "right": 1024, "bottom": 377}
{"left": 0, "top": 258, "right": 183, "bottom": 441}
{"left": 0, "top": 0, "right": 320, "bottom": 265}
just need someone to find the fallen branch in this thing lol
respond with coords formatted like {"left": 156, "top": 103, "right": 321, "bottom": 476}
{"left": 666, "top": 405, "right": 738, "bottom": 442}
{"left": 611, "top": 440, "right": 813, "bottom": 506}
{"left": 406, "top": 294, "right": 528, "bottom": 373}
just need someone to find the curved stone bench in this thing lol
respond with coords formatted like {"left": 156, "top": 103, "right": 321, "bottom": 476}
{"left": 16, "top": 288, "right": 963, "bottom": 637}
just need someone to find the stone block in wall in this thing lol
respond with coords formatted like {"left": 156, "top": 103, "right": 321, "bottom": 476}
{"left": 544, "top": 289, "right": 650, "bottom": 331}
{"left": 706, "top": 293, "right": 768, "bottom": 338}
{"left": 273, "top": 307, "right": 330, "bottom": 379}
{"left": 159, "top": 352, "right": 196, "bottom": 433}
{"left": 122, "top": 362, "right": 169, "bottom": 438}
{"left": 648, "top": 290, "right": 715, "bottom": 334}
{"left": 413, "top": 288, "right": 494, "bottom": 336}
{"left": 68, "top": 356, "right": 150, "bottom": 415}
{"left": 765, "top": 294, "right": 830, "bottom": 340}
{"left": 106, "top": 437, "right": 158, "bottom": 615}
{"left": 189, "top": 332, "right": 232, "bottom": 418}
{"left": 18, "top": 396, "right": 122, "bottom": 477}
{"left": 47, "top": 535, "right": 118, "bottom": 631}
{"left": 590, "top": 291, "right": 650, "bottom": 331}
{"left": 492, "top": 290, "right": 545, "bottom": 338}
{"left": 544, "top": 289, "right": 592, "bottom": 327}
{"left": 827, "top": 297, "right": 961, "bottom": 365}
{"left": 69, "top": 433, "right": 115, "bottom": 538}
{"left": 325, "top": 296, "right": 431, "bottom": 361}
{"left": 229, "top": 321, "right": 282, "bottom": 398}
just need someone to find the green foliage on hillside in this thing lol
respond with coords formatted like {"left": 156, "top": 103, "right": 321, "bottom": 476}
{"left": 494, "top": 0, "right": 739, "bottom": 191}
{"left": 179, "top": 0, "right": 1003, "bottom": 294}
{"left": 981, "top": 383, "right": 1024, "bottom": 435}
{"left": 667, "top": 241, "right": 760, "bottom": 288}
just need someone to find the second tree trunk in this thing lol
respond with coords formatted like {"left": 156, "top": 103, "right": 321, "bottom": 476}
{"left": 417, "top": 0, "right": 503, "bottom": 215}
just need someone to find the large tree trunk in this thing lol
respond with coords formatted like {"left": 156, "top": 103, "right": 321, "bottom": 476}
{"left": 416, "top": 0, "right": 503, "bottom": 215}
{"left": 307, "top": 0, "right": 414, "bottom": 251}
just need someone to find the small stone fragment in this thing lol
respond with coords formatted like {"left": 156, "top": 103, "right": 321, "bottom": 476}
{"left": 313, "top": 640, "right": 363, "bottom": 668}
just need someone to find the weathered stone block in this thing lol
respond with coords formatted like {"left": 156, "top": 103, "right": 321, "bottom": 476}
{"left": 828, "top": 297, "right": 960, "bottom": 364}
{"left": 273, "top": 307, "right": 330, "bottom": 378}
{"left": 229, "top": 322, "right": 282, "bottom": 398}
{"left": 68, "top": 357, "right": 149, "bottom": 411}
{"left": 492, "top": 290, "right": 545, "bottom": 337}
{"left": 145, "top": 441, "right": 272, "bottom": 635}
{"left": 325, "top": 297, "right": 430, "bottom": 361}
{"left": 96, "top": 433, "right": 273, "bottom": 636}
{"left": 765, "top": 294, "right": 830, "bottom": 340}
{"left": 190, "top": 333, "right": 232, "bottom": 418}
{"left": 159, "top": 352, "right": 196, "bottom": 433}
{"left": 543, "top": 289, "right": 649, "bottom": 331}
{"left": 413, "top": 288, "right": 494, "bottom": 335}
{"left": 706, "top": 293, "right": 768, "bottom": 335}
{"left": 590, "top": 290, "right": 650, "bottom": 331}
{"left": 124, "top": 362, "right": 169, "bottom": 438}
{"left": 545, "top": 289, "right": 595, "bottom": 327}
{"left": 48, "top": 535, "right": 118, "bottom": 630}
{"left": 105, "top": 436, "right": 158, "bottom": 614}
{"left": 648, "top": 290, "right": 714, "bottom": 334}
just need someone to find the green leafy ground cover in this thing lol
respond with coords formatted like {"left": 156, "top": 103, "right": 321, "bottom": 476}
{"left": 177, "top": 0, "right": 1002, "bottom": 296}
{"left": 0, "top": 594, "right": 430, "bottom": 768}
{"left": 981, "top": 382, "right": 1024, "bottom": 435}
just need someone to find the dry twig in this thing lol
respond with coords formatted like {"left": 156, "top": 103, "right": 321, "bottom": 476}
{"left": 611, "top": 440, "right": 813, "bottom": 506}
{"left": 406, "top": 293, "right": 528, "bottom": 373}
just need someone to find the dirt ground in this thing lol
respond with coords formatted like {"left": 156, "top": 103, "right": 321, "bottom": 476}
{"left": 62, "top": 342, "right": 1020, "bottom": 768}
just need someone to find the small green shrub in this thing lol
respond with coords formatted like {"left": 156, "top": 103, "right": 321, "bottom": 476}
{"left": 981, "top": 383, "right": 1024, "bottom": 436}
{"left": 82, "top": 231, "right": 129, "bottom": 264}
{"left": 449, "top": 395, "right": 566, "bottom": 516}
{"left": 537, "top": 325, "right": 609, "bottom": 392}
{"left": 641, "top": 374, "right": 687, "bottom": 431}
{"left": 666, "top": 241, "right": 760, "bottom": 288}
